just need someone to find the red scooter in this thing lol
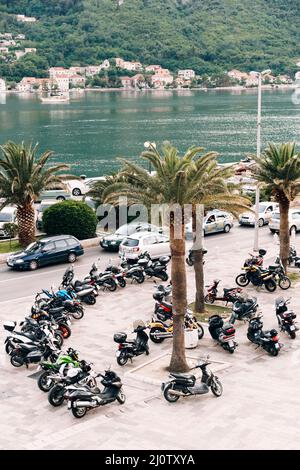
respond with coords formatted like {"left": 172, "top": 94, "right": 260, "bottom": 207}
{"left": 205, "top": 280, "right": 242, "bottom": 305}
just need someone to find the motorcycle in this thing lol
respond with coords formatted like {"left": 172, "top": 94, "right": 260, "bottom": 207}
{"left": 47, "top": 361, "right": 96, "bottom": 407}
{"left": 229, "top": 295, "right": 258, "bottom": 324}
{"left": 162, "top": 357, "right": 223, "bottom": 402}
{"left": 205, "top": 279, "right": 242, "bottom": 305}
{"left": 236, "top": 264, "right": 277, "bottom": 292}
{"left": 84, "top": 262, "right": 118, "bottom": 292}
{"left": 66, "top": 368, "right": 126, "bottom": 419}
{"left": 275, "top": 297, "right": 297, "bottom": 339}
{"left": 136, "top": 251, "right": 169, "bottom": 281}
{"left": 247, "top": 316, "right": 281, "bottom": 356}
{"left": 10, "top": 335, "right": 60, "bottom": 368}
{"left": 120, "top": 255, "right": 146, "bottom": 284}
{"left": 30, "top": 306, "right": 72, "bottom": 339}
{"left": 114, "top": 324, "right": 149, "bottom": 366}
{"left": 61, "top": 266, "right": 99, "bottom": 303}
{"left": 186, "top": 248, "right": 207, "bottom": 267}
{"left": 149, "top": 311, "right": 204, "bottom": 343}
{"left": 35, "top": 290, "right": 85, "bottom": 320}
{"left": 37, "top": 348, "right": 80, "bottom": 392}
{"left": 243, "top": 249, "right": 266, "bottom": 268}
{"left": 104, "top": 260, "right": 127, "bottom": 288}
{"left": 208, "top": 315, "right": 237, "bottom": 353}
{"left": 288, "top": 246, "right": 300, "bottom": 267}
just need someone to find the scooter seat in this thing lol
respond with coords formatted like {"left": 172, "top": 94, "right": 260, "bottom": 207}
{"left": 49, "top": 307, "right": 65, "bottom": 314}
{"left": 223, "top": 288, "right": 236, "bottom": 295}
{"left": 170, "top": 372, "right": 195, "bottom": 380}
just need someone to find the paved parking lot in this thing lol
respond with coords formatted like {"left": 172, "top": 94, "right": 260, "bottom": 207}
{"left": 1, "top": 226, "right": 300, "bottom": 450}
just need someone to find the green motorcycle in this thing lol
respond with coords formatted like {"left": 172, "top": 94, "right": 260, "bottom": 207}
{"left": 37, "top": 348, "right": 80, "bottom": 392}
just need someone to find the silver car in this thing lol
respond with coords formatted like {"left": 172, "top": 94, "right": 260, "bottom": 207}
{"left": 269, "top": 209, "right": 300, "bottom": 234}
{"left": 185, "top": 210, "right": 233, "bottom": 238}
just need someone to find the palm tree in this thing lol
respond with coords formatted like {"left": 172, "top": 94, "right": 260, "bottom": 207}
{"left": 253, "top": 142, "right": 300, "bottom": 271}
{"left": 0, "top": 142, "right": 70, "bottom": 247}
{"left": 102, "top": 142, "right": 249, "bottom": 371}
{"left": 187, "top": 155, "right": 250, "bottom": 312}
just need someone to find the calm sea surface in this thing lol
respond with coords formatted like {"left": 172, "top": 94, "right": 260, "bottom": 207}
{"left": 0, "top": 89, "right": 299, "bottom": 176}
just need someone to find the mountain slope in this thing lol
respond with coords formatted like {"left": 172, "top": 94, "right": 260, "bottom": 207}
{"left": 0, "top": 0, "right": 299, "bottom": 82}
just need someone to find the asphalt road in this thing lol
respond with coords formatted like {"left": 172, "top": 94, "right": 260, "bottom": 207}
{"left": 0, "top": 224, "right": 284, "bottom": 303}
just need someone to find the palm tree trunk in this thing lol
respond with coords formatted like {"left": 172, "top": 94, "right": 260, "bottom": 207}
{"left": 17, "top": 204, "right": 36, "bottom": 247}
{"left": 279, "top": 197, "right": 290, "bottom": 273}
{"left": 169, "top": 220, "right": 189, "bottom": 373}
{"left": 192, "top": 205, "right": 205, "bottom": 313}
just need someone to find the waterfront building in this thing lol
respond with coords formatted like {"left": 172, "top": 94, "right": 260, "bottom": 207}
{"left": 120, "top": 76, "right": 132, "bottom": 88}
{"left": 16, "top": 14, "right": 37, "bottom": 23}
{"left": 178, "top": 69, "right": 195, "bottom": 80}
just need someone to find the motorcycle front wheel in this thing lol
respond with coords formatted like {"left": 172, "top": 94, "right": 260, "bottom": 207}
{"left": 71, "top": 307, "right": 84, "bottom": 320}
{"left": 268, "top": 346, "right": 279, "bottom": 357}
{"left": 163, "top": 384, "right": 180, "bottom": 403}
{"left": 158, "top": 271, "right": 169, "bottom": 282}
{"left": 48, "top": 385, "right": 65, "bottom": 407}
{"left": 134, "top": 272, "right": 145, "bottom": 284}
{"left": 264, "top": 279, "right": 277, "bottom": 292}
{"left": 204, "top": 294, "right": 215, "bottom": 304}
{"left": 118, "top": 278, "right": 127, "bottom": 288}
{"left": 235, "top": 274, "right": 249, "bottom": 287}
{"left": 116, "top": 351, "right": 128, "bottom": 366}
{"left": 196, "top": 323, "right": 204, "bottom": 340}
{"left": 116, "top": 389, "right": 126, "bottom": 404}
{"left": 71, "top": 402, "right": 87, "bottom": 418}
{"left": 289, "top": 330, "right": 296, "bottom": 340}
{"left": 38, "top": 371, "right": 54, "bottom": 392}
{"left": 10, "top": 353, "right": 24, "bottom": 367}
{"left": 149, "top": 327, "right": 165, "bottom": 343}
{"left": 58, "top": 323, "right": 71, "bottom": 339}
{"left": 211, "top": 378, "right": 223, "bottom": 397}
{"left": 279, "top": 276, "right": 291, "bottom": 290}
{"left": 83, "top": 295, "right": 96, "bottom": 305}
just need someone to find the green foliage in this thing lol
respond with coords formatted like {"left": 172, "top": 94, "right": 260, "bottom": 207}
{"left": 0, "top": 0, "right": 299, "bottom": 82}
{"left": 42, "top": 200, "right": 98, "bottom": 239}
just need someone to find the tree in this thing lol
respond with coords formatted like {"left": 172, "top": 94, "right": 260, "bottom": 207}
{"left": 43, "top": 200, "right": 98, "bottom": 240}
{"left": 253, "top": 142, "right": 300, "bottom": 271}
{"left": 0, "top": 142, "right": 70, "bottom": 247}
{"left": 3, "top": 222, "right": 18, "bottom": 248}
{"left": 103, "top": 142, "right": 215, "bottom": 373}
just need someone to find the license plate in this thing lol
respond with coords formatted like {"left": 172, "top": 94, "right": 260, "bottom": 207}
{"left": 290, "top": 325, "right": 295, "bottom": 331}
{"left": 275, "top": 343, "right": 280, "bottom": 349}
{"left": 116, "top": 350, "right": 121, "bottom": 357}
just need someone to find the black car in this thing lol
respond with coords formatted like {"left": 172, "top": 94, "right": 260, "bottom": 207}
{"left": 6, "top": 235, "right": 84, "bottom": 271}
{"left": 100, "top": 223, "right": 162, "bottom": 252}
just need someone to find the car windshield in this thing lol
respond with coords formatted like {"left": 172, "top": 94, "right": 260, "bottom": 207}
{"left": 122, "top": 238, "right": 139, "bottom": 247}
{"left": 0, "top": 213, "right": 13, "bottom": 222}
{"left": 25, "top": 242, "right": 42, "bottom": 253}
{"left": 253, "top": 204, "right": 270, "bottom": 212}
{"left": 272, "top": 213, "right": 280, "bottom": 220}
{"left": 116, "top": 225, "right": 139, "bottom": 236}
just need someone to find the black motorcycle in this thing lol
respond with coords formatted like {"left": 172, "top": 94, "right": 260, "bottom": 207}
{"left": 208, "top": 315, "right": 237, "bottom": 353}
{"left": 114, "top": 325, "right": 149, "bottom": 366}
{"left": 104, "top": 262, "right": 127, "bottom": 288}
{"left": 162, "top": 358, "right": 223, "bottom": 402}
{"left": 120, "top": 256, "right": 146, "bottom": 284}
{"left": 186, "top": 248, "right": 207, "bottom": 267}
{"left": 84, "top": 262, "right": 118, "bottom": 292}
{"left": 236, "top": 264, "right": 277, "bottom": 292}
{"left": 66, "top": 369, "right": 126, "bottom": 418}
{"left": 61, "top": 266, "right": 99, "bottom": 303}
{"left": 230, "top": 295, "right": 258, "bottom": 324}
{"left": 10, "top": 336, "right": 59, "bottom": 367}
{"left": 275, "top": 297, "right": 297, "bottom": 339}
{"left": 247, "top": 316, "right": 281, "bottom": 356}
{"left": 288, "top": 246, "right": 300, "bottom": 267}
{"left": 136, "top": 251, "right": 169, "bottom": 281}
{"left": 30, "top": 306, "right": 72, "bottom": 339}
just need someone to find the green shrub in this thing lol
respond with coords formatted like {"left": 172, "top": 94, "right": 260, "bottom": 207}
{"left": 43, "top": 200, "right": 97, "bottom": 240}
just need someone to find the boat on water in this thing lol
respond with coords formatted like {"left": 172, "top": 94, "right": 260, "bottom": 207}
{"left": 40, "top": 93, "right": 69, "bottom": 103}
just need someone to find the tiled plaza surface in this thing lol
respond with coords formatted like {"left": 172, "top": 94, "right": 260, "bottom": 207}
{"left": 1, "top": 228, "right": 300, "bottom": 450}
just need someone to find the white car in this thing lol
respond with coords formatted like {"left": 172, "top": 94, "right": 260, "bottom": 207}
{"left": 239, "top": 202, "right": 278, "bottom": 227}
{"left": 119, "top": 231, "right": 170, "bottom": 260}
{"left": 185, "top": 210, "right": 234, "bottom": 239}
{"left": 66, "top": 178, "right": 87, "bottom": 197}
{"left": 0, "top": 206, "right": 17, "bottom": 238}
{"left": 269, "top": 208, "right": 300, "bottom": 234}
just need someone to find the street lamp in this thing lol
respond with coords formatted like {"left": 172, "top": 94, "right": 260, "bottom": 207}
{"left": 251, "top": 69, "right": 271, "bottom": 252}
{"left": 144, "top": 141, "right": 156, "bottom": 174}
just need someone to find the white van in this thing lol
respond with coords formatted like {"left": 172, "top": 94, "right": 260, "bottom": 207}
{"left": 0, "top": 206, "right": 17, "bottom": 238}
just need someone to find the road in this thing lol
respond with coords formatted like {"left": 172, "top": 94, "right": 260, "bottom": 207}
{"left": 0, "top": 224, "right": 282, "bottom": 303}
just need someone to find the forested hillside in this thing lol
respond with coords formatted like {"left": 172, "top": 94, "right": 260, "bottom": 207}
{"left": 0, "top": 0, "right": 299, "bottom": 82}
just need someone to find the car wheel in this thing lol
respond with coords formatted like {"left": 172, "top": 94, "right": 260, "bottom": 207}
{"left": 223, "top": 224, "right": 231, "bottom": 233}
{"left": 56, "top": 196, "right": 65, "bottom": 201}
{"left": 68, "top": 252, "right": 76, "bottom": 263}
{"left": 258, "top": 218, "right": 264, "bottom": 227}
{"left": 72, "top": 188, "right": 81, "bottom": 196}
{"left": 29, "top": 260, "right": 38, "bottom": 271}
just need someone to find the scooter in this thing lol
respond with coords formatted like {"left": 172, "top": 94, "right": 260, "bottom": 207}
{"left": 61, "top": 266, "right": 99, "bottom": 303}
{"left": 247, "top": 316, "right": 281, "bottom": 356}
{"left": 10, "top": 336, "right": 60, "bottom": 367}
{"left": 66, "top": 368, "right": 126, "bottom": 418}
{"left": 243, "top": 249, "right": 266, "bottom": 268}
{"left": 275, "top": 297, "right": 297, "bottom": 339}
{"left": 205, "top": 280, "right": 242, "bottom": 305}
{"left": 120, "top": 256, "right": 146, "bottom": 284}
{"left": 137, "top": 251, "right": 169, "bottom": 281}
{"left": 84, "top": 262, "right": 118, "bottom": 292}
{"left": 162, "top": 357, "right": 223, "bottom": 402}
{"left": 229, "top": 295, "right": 258, "bottom": 324}
{"left": 149, "top": 312, "right": 204, "bottom": 343}
{"left": 104, "top": 261, "right": 127, "bottom": 288}
{"left": 35, "top": 290, "right": 84, "bottom": 320}
{"left": 186, "top": 248, "right": 207, "bottom": 267}
{"left": 208, "top": 315, "right": 237, "bottom": 353}
{"left": 114, "top": 324, "right": 149, "bottom": 366}
{"left": 153, "top": 284, "right": 173, "bottom": 321}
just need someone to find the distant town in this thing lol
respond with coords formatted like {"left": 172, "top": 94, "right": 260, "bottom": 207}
{"left": 0, "top": 13, "right": 299, "bottom": 95}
